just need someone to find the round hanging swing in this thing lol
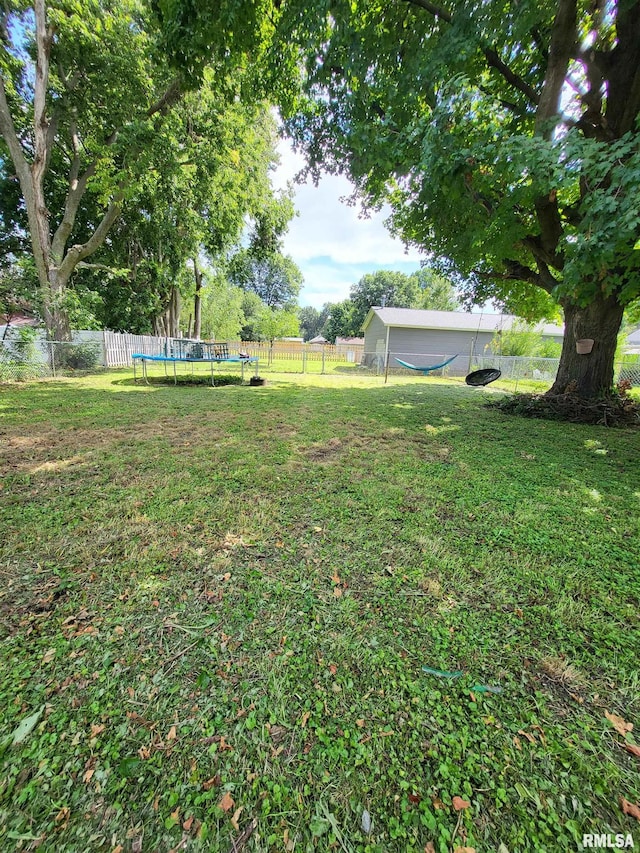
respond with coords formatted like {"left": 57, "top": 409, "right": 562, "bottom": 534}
{"left": 465, "top": 368, "right": 502, "bottom": 386}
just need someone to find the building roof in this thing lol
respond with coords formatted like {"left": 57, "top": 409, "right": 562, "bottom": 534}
{"left": 625, "top": 328, "right": 640, "bottom": 353}
{"left": 0, "top": 314, "right": 39, "bottom": 328}
{"left": 335, "top": 336, "right": 364, "bottom": 346}
{"left": 309, "top": 335, "right": 328, "bottom": 344}
{"left": 362, "top": 307, "right": 564, "bottom": 338}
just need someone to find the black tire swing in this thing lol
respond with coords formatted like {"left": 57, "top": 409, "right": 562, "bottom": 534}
{"left": 465, "top": 368, "right": 502, "bottom": 386}
{"left": 465, "top": 311, "right": 502, "bottom": 386}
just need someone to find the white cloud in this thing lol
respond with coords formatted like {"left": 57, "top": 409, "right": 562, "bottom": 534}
{"left": 272, "top": 138, "right": 425, "bottom": 307}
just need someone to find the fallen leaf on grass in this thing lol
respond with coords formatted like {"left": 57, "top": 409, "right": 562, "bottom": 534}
{"left": 202, "top": 776, "right": 221, "bottom": 790}
{"left": 425, "top": 844, "right": 436, "bottom": 853}
{"left": 90, "top": 724, "right": 105, "bottom": 737}
{"left": 333, "top": 586, "right": 343, "bottom": 598}
{"left": 531, "top": 724, "right": 546, "bottom": 744}
{"left": 83, "top": 767, "right": 95, "bottom": 784}
{"left": 231, "top": 805, "right": 244, "bottom": 831}
{"left": 9, "top": 705, "right": 45, "bottom": 745}
{"left": 300, "top": 711, "right": 310, "bottom": 727}
{"left": 55, "top": 807, "right": 70, "bottom": 827}
{"left": 42, "top": 648, "right": 56, "bottom": 664}
{"left": 452, "top": 796, "right": 470, "bottom": 811}
{"left": 331, "top": 571, "right": 341, "bottom": 585}
{"left": 167, "top": 725, "right": 177, "bottom": 741}
{"left": 624, "top": 743, "right": 640, "bottom": 758}
{"left": 182, "top": 816, "right": 193, "bottom": 832}
{"left": 453, "top": 847, "right": 476, "bottom": 853}
{"left": 518, "top": 729, "right": 536, "bottom": 744}
{"left": 606, "top": 711, "right": 633, "bottom": 736}
{"left": 620, "top": 797, "right": 640, "bottom": 822}
{"left": 218, "top": 791, "right": 235, "bottom": 813}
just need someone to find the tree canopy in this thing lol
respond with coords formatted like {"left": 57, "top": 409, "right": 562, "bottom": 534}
{"left": 275, "top": 0, "right": 640, "bottom": 397}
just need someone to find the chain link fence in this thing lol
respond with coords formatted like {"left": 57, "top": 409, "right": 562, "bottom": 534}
{"left": 2, "top": 331, "right": 639, "bottom": 389}
{"left": 0, "top": 337, "right": 105, "bottom": 381}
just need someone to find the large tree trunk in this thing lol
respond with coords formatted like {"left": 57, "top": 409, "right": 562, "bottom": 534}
{"left": 192, "top": 258, "right": 203, "bottom": 339}
{"left": 547, "top": 293, "right": 624, "bottom": 399}
{"left": 41, "top": 270, "right": 72, "bottom": 341}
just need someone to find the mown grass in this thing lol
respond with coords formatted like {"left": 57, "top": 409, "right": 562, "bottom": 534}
{"left": 0, "top": 371, "right": 639, "bottom": 853}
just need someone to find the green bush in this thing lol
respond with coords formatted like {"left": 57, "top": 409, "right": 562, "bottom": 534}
{"left": 55, "top": 342, "right": 102, "bottom": 371}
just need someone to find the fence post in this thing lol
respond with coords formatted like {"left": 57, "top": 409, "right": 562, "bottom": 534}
{"left": 50, "top": 341, "right": 56, "bottom": 378}
{"left": 321, "top": 346, "right": 326, "bottom": 375}
{"left": 302, "top": 347, "right": 307, "bottom": 374}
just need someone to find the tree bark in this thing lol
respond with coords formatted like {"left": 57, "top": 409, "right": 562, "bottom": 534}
{"left": 192, "top": 258, "right": 203, "bottom": 339}
{"left": 169, "top": 286, "right": 180, "bottom": 338}
{"left": 546, "top": 293, "right": 624, "bottom": 399}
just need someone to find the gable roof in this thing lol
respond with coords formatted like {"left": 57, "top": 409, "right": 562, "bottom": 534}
{"left": 362, "top": 307, "right": 564, "bottom": 338}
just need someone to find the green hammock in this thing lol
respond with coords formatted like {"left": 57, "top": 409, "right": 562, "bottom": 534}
{"left": 395, "top": 354, "right": 458, "bottom": 374}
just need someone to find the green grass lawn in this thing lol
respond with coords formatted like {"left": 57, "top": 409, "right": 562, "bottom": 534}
{"left": 1, "top": 372, "right": 639, "bottom": 852}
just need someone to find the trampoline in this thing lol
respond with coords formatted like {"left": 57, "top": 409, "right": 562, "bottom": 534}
{"left": 132, "top": 345, "right": 259, "bottom": 386}
{"left": 465, "top": 368, "right": 502, "bottom": 386}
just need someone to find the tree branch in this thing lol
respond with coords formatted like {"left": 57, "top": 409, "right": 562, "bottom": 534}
{"left": 57, "top": 192, "right": 124, "bottom": 285}
{"left": 534, "top": 0, "right": 577, "bottom": 136}
{"left": 0, "top": 78, "right": 30, "bottom": 185}
{"left": 33, "top": 0, "right": 54, "bottom": 173}
{"left": 51, "top": 120, "right": 98, "bottom": 262}
{"left": 475, "top": 260, "right": 548, "bottom": 291}
{"left": 0, "top": 77, "right": 50, "bottom": 287}
{"left": 147, "top": 78, "right": 183, "bottom": 118}
{"left": 404, "top": 0, "right": 540, "bottom": 106}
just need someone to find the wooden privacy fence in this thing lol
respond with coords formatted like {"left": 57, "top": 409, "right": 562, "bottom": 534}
{"left": 102, "top": 331, "right": 167, "bottom": 367}
{"left": 99, "top": 333, "right": 366, "bottom": 371}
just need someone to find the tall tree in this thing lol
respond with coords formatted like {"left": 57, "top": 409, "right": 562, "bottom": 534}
{"left": 0, "top": 0, "right": 187, "bottom": 339}
{"left": 81, "top": 88, "right": 285, "bottom": 336}
{"left": 323, "top": 299, "right": 357, "bottom": 342}
{"left": 299, "top": 303, "right": 331, "bottom": 341}
{"left": 227, "top": 249, "right": 303, "bottom": 309}
{"left": 199, "top": 271, "right": 246, "bottom": 341}
{"left": 410, "top": 268, "right": 460, "bottom": 312}
{"left": 273, "top": 0, "right": 640, "bottom": 400}
{"left": 349, "top": 270, "right": 420, "bottom": 332}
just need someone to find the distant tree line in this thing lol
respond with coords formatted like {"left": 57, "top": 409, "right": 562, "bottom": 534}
{"left": 298, "top": 268, "right": 459, "bottom": 342}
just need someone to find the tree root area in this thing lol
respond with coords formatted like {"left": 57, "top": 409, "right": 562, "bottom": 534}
{"left": 489, "top": 392, "right": 640, "bottom": 427}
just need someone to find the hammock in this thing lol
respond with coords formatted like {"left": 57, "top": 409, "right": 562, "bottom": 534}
{"left": 395, "top": 354, "right": 458, "bottom": 374}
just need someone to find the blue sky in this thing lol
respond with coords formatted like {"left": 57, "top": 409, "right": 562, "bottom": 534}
{"left": 272, "top": 138, "right": 426, "bottom": 309}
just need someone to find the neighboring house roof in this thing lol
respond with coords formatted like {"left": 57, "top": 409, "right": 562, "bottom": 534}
{"left": 362, "top": 307, "right": 564, "bottom": 337}
{"left": 0, "top": 314, "right": 39, "bottom": 327}
{"left": 625, "top": 328, "right": 640, "bottom": 353}
{"left": 335, "top": 336, "right": 364, "bottom": 346}
{"left": 309, "top": 335, "right": 328, "bottom": 344}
